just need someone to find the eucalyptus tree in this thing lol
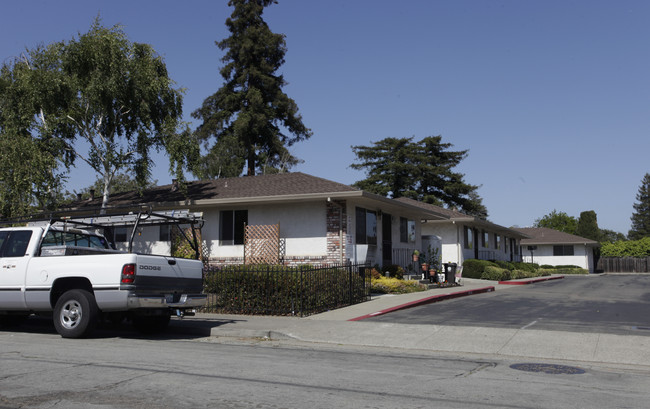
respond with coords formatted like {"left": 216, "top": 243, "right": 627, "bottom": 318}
{"left": 0, "top": 18, "right": 197, "bottom": 212}
{"left": 193, "top": 0, "right": 312, "bottom": 177}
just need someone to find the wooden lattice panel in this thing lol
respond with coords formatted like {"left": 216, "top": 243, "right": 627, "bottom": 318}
{"left": 245, "top": 224, "right": 280, "bottom": 265}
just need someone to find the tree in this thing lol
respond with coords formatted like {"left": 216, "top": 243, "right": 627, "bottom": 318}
{"left": 1, "top": 18, "right": 198, "bottom": 211}
{"left": 534, "top": 210, "right": 577, "bottom": 234}
{"left": 67, "top": 173, "right": 158, "bottom": 202}
{"left": 0, "top": 43, "right": 72, "bottom": 218}
{"left": 600, "top": 229, "right": 627, "bottom": 243}
{"left": 351, "top": 135, "right": 488, "bottom": 218}
{"left": 629, "top": 173, "right": 650, "bottom": 240}
{"left": 192, "top": 0, "right": 312, "bottom": 178}
{"left": 575, "top": 210, "right": 601, "bottom": 241}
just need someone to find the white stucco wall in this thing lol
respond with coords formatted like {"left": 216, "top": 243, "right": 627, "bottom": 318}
{"left": 521, "top": 244, "right": 595, "bottom": 272}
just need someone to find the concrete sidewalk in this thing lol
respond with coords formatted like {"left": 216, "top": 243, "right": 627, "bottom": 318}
{"left": 170, "top": 276, "right": 650, "bottom": 367}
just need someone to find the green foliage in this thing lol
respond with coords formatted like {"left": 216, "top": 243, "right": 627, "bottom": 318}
{"left": 601, "top": 237, "right": 650, "bottom": 257}
{"left": 371, "top": 276, "right": 425, "bottom": 294}
{"left": 534, "top": 210, "right": 577, "bottom": 234}
{"left": 461, "top": 259, "right": 497, "bottom": 278}
{"left": 193, "top": 0, "right": 312, "bottom": 177}
{"left": 629, "top": 173, "right": 650, "bottom": 240}
{"left": 600, "top": 229, "right": 627, "bottom": 243}
{"left": 511, "top": 261, "right": 538, "bottom": 272}
{"left": 576, "top": 210, "right": 601, "bottom": 241}
{"left": 204, "top": 264, "right": 369, "bottom": 315}
{"left": 351, "top": 136, "right": 488, "bottom": 219}
{"left": 0, "top": 17, "right": 197, "bottom": 210}
{"left": 382, "top": 264, "right": 405, "bottom": 280}
{"left": 481, "top": 266, "right": 511, "bottom": 281}
{"left": 492, "top": 260, "right": 515, "bottom": 270}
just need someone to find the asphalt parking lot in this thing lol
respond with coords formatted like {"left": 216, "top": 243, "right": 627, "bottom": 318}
{"left": 367, "top": 274, "right": 650, "bottom": 336}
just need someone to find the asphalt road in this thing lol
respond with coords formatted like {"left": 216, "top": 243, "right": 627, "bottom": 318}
{"left": 1, "top": 327, "right": 649, "bottom": 409}
{"left": 368, "top": 275, "right": 650, "bottom": 336}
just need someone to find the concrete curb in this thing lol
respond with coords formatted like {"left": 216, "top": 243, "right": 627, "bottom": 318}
{"left": 498, "top": 275, "right": 564, "bottom": 285}
{"left": 348, "top": 286, "right": 495, "bottom": 321}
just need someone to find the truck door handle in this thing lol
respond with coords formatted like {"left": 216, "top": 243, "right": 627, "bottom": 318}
{"left": 168, "top": 259, "right": 176, "bottom": 265}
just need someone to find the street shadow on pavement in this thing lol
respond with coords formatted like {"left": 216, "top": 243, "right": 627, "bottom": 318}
{"left": 0, "top": 314, "right": 244, "bottom": 341}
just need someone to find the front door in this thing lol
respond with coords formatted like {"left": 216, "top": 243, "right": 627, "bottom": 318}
{"left": 0, "top": 230, "right": 33, "bottom": 309}
{"left": 382, "top": 213, "right": 392, "bottom": 266}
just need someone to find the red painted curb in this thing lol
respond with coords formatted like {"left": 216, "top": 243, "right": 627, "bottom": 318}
{"left": 498, "top": 275, "right": 564, "bottom": 285}
{"left": 348, "top": 286, "right": 495, "bottom": 321}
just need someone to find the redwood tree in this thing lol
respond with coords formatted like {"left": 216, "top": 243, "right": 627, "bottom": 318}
{"left": 193, "top": 0, "right": 312, "bottom": 177}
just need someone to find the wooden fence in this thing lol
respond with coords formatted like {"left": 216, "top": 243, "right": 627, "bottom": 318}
{"left": 597, "top": 257, "right": 650, "bottom": 273}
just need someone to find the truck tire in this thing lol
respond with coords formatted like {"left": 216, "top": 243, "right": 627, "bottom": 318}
{"left": 53, "top": 289, "right": 99, "bottom": 338}
{"left": 132, "top": 311, "right": 171, "bottom": 334}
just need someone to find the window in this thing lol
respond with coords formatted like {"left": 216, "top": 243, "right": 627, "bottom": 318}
{"left": 41, "top": 230, "right": 109, "bottom": 249}
{"left": 482, "top": 231, "right": 489, "bottom": 248}
{"left": 553, "top": 245, "right": 574, "bottom": 256}
{"left": 159, "top": 225, "right": 171, "bottom": 242}
{"left": 399, "top": 217, "right": 416, "bottom": 243}
{"left": 355, "top": 207, "right": 377, "bottom": 245}
{"left": 464, "top": 226, "right": 473, "bottom": 250}
{"left": 504, "top": 237, "right": 509, "bottom": 253}
{"left": 495, "top": 234, "right": 501, "bottom": 250}
{"left": 220, "top": 210, "right": 248, "bottom": 245}
{"left": 114, "top": 227, "right": 128, "bottom": 243}
{"left": 0, "top": 231, "right": 33, "bottom": 257}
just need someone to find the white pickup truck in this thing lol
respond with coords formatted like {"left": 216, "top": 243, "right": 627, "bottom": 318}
{"left": 0, "top": 210, "right": 206, "bottom": 338}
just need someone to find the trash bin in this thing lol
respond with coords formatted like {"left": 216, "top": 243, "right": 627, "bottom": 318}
{"left": 443, "top": 263, "right": 457, "bottom": 283}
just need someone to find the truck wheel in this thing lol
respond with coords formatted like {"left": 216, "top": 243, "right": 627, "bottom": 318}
{"left": 53, "top": 289, "right": 99, "bottom": 338}
{"left": 132, "top": 312, "right": 171, "bottom": 334}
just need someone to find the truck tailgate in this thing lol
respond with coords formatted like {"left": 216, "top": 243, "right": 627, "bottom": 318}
{"left": 132, "top": 256, "right": 203, "bottom": 294}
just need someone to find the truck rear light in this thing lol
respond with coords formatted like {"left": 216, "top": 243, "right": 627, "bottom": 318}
{"left": 121, "top": 264, "right": 136, "bottom": 284}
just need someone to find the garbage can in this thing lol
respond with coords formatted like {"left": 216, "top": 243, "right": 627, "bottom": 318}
{"left": 443, "top": 263, "right": 457, "bottom": 283}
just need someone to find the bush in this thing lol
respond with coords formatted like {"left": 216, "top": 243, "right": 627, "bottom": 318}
{"left": 601, "top": 237, "right": 650, "bottom": 257}
{"left": 462, "top": 259, "right": 497, "bottom": 279}
{"left": 371, "top": 277, "right": 425, "bottom": 294}
{"left": 382, "top": 264, "right": 405, "bottom": 279}
{"left": 511, "top": 262, "right": 538, "bottom": 273}
{"left": 481, "top": 266, "right": 511, "bottom": 281}
{"left": 553, "top": 267, "right": 588, "bottom": 275}
{"left": 493, "top": 260, "right": 516, "bottom": 270}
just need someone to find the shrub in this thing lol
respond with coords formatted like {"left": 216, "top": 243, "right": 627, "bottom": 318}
{"left": 481, "top": 266, "right": 511, "bottom": 281}
{"left": 512, "top": 262, "right": 537, "bottom": 273}
{"left": 493, "top": 260, "right": 516, "bottom": 270}
{"left": 382, "top": 264, "right": 405, "bottom": 279}
{"left": 371, "top": 276, "right": 425, "bottom": 294}
{"left": 369, "top": 268, "right": 382, "bottom": 279}
{"left": 553, "top": 267, "right": 588, "bottom": 275}
{"left": 462, "top": 259, "right": 497, "bottom": 278}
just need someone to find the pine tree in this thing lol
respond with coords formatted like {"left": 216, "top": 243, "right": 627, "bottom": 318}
{"left": 351, "top": 135, "right": 488, "bottom": 218}
{"left": 629, "top": 173, "right": 650, "bottom": 240}
{"left": 193, "top": 0, "right": 312, "bottom": 177}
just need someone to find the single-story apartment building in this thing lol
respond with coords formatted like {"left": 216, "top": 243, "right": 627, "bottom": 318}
{"left": 67, "top": 172, "right": 451, "bottom": 269}
{"left": 395, "top": 198, "right": 528, "bottom": 271}
{"left": 511, "top": 227, "right": 600, "bottom": 273}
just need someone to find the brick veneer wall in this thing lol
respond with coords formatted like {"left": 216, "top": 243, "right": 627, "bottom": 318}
{"left": 326, "top": 199, "right": 348, "bottom": 264}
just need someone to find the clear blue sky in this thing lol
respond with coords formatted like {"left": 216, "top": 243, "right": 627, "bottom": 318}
{"left": 2, "top": 0, "right": 649, "bottom": 235}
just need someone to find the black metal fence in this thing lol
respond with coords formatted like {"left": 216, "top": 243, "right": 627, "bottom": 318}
{"left": 202, "top": 262, "right": 371, "bottom": 317}
{"left": 597, "top": 257, "right": 650, "bottom": 273}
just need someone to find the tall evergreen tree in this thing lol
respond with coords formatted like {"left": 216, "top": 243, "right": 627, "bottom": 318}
{"left": 193, "top": 0, "right": 312, "bottom": 177}
{"left": 351, "top": 135, "right": 488, "bottom": 218}
{"left": 629, "top": 173, "right": 650, "bottom": 240}
{"left": 576, "top": 210, "right": 601, "bottom": 241}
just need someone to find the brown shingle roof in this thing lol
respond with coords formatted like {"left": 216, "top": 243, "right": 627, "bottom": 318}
{"left": 69, "top": 172, "right": 360, "bottom": 208}
{"left": 394, "top": 197, "right": 470, "bottom": 219}
{"left": 512, "top": 227, "right": 600, "bottom": 246}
